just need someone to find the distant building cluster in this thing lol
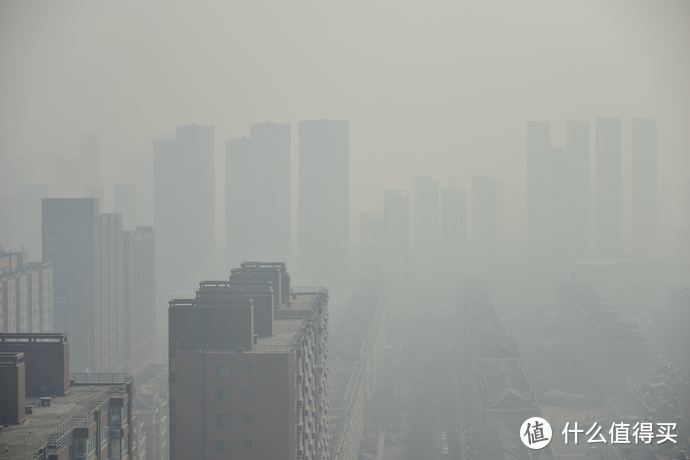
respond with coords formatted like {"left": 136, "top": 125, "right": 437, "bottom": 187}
{"left": 527, "top": 118, "right": 659, "bottom": 261}
{"left": 0, "top": 250, "right": 52, "bottom": 334}
{"left": 168, "top": 262, "right": 329, "bottom": 460}
{"left": 41, "top": 198, "right": 156, "bottom": 373}
{"left": 152, "top": 120, "right": 350, "bottom": 293}
{"left": 360, "top": 175, "right": 498, "bottom": 277}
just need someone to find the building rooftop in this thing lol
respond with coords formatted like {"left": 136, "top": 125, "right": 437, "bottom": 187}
{"left": 0, "top": 386, "right": 103, "bottom": 459}
{"left": 254, "top": 318, "right": 304, "bottom": 351}
{"left": 251, "top": 288, "right": 328, "bottom": 352}
{"left": 0, "top": 373, "right": 130, "bottom": 460}
{"left": 282, "top": 288, "right": 328, "bottom": 314}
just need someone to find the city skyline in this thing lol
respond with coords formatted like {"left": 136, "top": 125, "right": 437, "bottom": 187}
{"left": 2, "top": 2, "right": 689, "bottom": 459}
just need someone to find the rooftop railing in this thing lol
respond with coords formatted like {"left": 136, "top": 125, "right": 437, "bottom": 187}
{"left": 31, "top": 373, "right": 132, "bottom": 459}
{"left": 70, "top": 373, "right": 132, "bottom": 386}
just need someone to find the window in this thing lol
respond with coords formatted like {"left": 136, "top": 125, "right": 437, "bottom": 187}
{"left": 215, "top": 414, "right": 232, "bottom": 428}
{"left": 243, "top": 388, "right": 251, "bottom": 398}
{"left": 243, "top": 414, "right": 252, "bottom": 423}
{"left": 243, "top": 439, "right": 253, "bottom": 448}
{"left": 215, "top": 440, "right": 230, "bottom": 452}
{"left": 214, "top": 389, "right": 230, "bottom": 401}
{"left": 216, "top": 364, "right": 230, "bottom": 377}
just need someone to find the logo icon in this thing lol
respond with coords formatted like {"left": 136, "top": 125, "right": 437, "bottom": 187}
{"left": 520, "top": 417, "right": 552, "bottom": 449}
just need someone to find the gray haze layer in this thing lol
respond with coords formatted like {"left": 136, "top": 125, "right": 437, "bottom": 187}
{"left": 1, "top": 0, "right": 689, "bottom": 253}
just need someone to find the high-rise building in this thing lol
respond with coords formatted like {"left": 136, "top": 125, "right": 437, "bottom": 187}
{"left": 383, "top": 190, "right": 410, "bottom": 275}
{"left": 441, "top": 186, "right": 467, "bottom": 260}
{"left": 122, "top": 226, "right": 156, "bottom": 372}
{"left": 526, "top": 121, "right": 552, "bottom": 255}
{"left": 631, "top": 118, "right": 658, "bottom": 256}
{"left": 526, "top": 121, "right": 590, "bottom": 261}
{"left": 0, "top": 332, "right": 137, "bottom": 459}
{"left": 412, "top": 176, "right": 440, "bottom": 263}
{"left": 595, "top": 117, "right": 623, "bottom": 257}
{"left": 298, "top": 119, "right": 349, "bottom": 284}
{"left": 168, "top": 263, "right": 329, "bottom": 460}
{"left": 0, "top": 250, "right": 53, "bottom": 334}
{"left": 470, "top": 176, "right": 498, "bottom": 256}
{"left": 114, "top": 183, "right": 138, "bottom": 230}
{"left": 153, "top": 136, "right": 184, "bottom": 292}
{"left": 176, "top": 125, "right": 215, "bottom": 276}
{"left": 0, "top": 184, "right": 50, "bottom": 261}
{"left": 153, "top": 124, "right": 215, "bottom": 293}
{"left": 562, "top": 120, "right": 591, "bottom": 258}
{"left": 226, "top": 122, "right": 291, "bottom": 269}
{"left": 42, "top": 198, "right": 123, "bottom": 371}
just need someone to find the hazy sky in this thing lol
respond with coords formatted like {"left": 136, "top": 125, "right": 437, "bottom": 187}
{"left": 1, "top": 0, "right": 689, "bottom": 241}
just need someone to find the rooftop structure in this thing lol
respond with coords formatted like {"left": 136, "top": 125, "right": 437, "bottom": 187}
{"left": 0, "top": 333, "right": 135, "bottom": 460}
{"left": 168, "top": 262, "right": 329, "bottom": 460}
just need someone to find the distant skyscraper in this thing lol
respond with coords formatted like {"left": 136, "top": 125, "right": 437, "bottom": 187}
{"left": 383, "top": 190, "right": 410, "bottom": 274}
{"left": 413, "top": 176, "right": 440, "bottom": 260}
{"left": 526, "top": 121, "right": 552, "bottom": 255}
{"left": 298, "top": 119, "right": 349, "bottom": 284}
{"left": 526, "top": 121, "right": 590, "bottom": 262}
{"left": 176, "top": 124, "right": 215, "bottom": 276}
{"left": 226, "top": 122, "right": 291, "bottom": 269}
{"left": 631, "top": 118, "right": 658, "bottom": 256}
{"left": 153, "top": 136, "right": 184, "bottom": 291}
{"left": 471, "top": 177, "right": 498, "bottom": 256}
{"left": 153, "top": 124, "right": 215, "bottom": 292}
{"left": 441, "top": 186, "right": 467, "bottom": 260}
{"left": 563, "top": 120, "right": 591, "bottom": 259}
{"left": 595, "top": 118, "right": 623, "bottom": 257}
{"left": 0, "top": 184, "right": 49, "bottom": 260}
{"left": 122, "top": 226, "right": 156, "bottom": 372}
{"left": 114, "top": 183, "right": 137, "bottom": 230}
{"left": 42, "top": 198, "right": 123, "bottom": 371}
